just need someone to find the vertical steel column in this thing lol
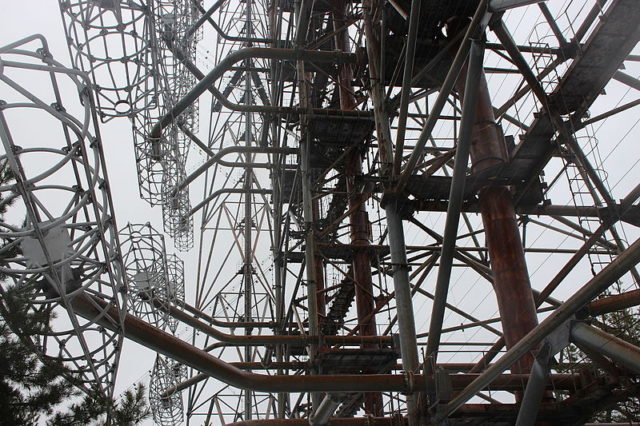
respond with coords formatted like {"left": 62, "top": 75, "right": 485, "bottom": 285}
{"left": 331, "top": 0, "right": 382, "bottom": 415}
{"left": 294, "top": 0, "right": 322, "bottom": 411}
{"left": 426, "top": 40, "right": 485, "bottom": 365}
{"left": 244, "top": 0, "right": 255, "bottom": 417}
{"left": 312, "top": 201, "right": 327, "bottom": 327}
{"left": 514, "top": 357, "right": 550, "bottom": 426}
{"left": 384, "top": 201, "right": 419, "bottom": 425}
{"left": 450, "top": 16, "right": 539, "bottom": 377}
{"left": 269, "top": 1, "right": 287, "bottom": 417}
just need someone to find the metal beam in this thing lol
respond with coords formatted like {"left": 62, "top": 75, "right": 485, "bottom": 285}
{"left": 489, "top": 0, "right": 546, "bottom": 12}
{"left": 396, "top": 0, "right": 489, "bottom": 191}
{"left": 426, "top": 39, "right": 485, "bottom": 362}
{"left": 71, "top": 293, "right": 420, "bottom": 393}
{"left": 515, "top": 358, "right": 549, "bottom": 426}
{"left": 571, "top": 322, "right": 640, "bottom": 374}
{"left": 393, "top": 0, "right": 422, "bottom": 176}
{"left": 384, "top": 200, "right": 420, "bottom": 423}
{"left": 148, "top": 47, "right": 357, "bottom": 143}
{"left": 443, "top": 232, "right": 640, "bottom": 418}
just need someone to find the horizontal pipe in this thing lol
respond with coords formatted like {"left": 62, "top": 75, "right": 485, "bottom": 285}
{"left": 72, "top": 293, "right": 414, "bottom": 393}
{"left": 588, "top": 289, "right": 640, "bottom": 316}
{"left": 414, "top": 201, "right": 639, "bottom": 225}
{"left": 571, "top": 322, "right": 640, "bottom": 374}
{"left": 228, "top": 418, "right": 407, "bottom": 426}
{"left": 161, "top": 367, "right": 583, "bottom": 398}
{"left": 164, "top": 302, "right": 393, "bottom": 346}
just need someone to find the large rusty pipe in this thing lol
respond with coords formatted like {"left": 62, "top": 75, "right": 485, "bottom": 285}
{"left": 479, "top": 186, "right": 539, "bottom": 374}
{"left": 162, "top": 300, "right": 393, "bottom": 346}
{"left": 228, "top": 418, "right": 407, "bottom": 426}
{"left": 161, "top": 368, "right": 583, "bottom": 398}
{"left": 587, "top": 289, "right": 640, "bottom": 316}
{"left": 71, "top": 293, "right": 419, "bottom": 393}
{"left": 452, "top": 21, "right": 538, "bottom": 375}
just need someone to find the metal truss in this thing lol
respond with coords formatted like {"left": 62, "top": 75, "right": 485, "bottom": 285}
{"left": 0, "top": 35, "right": 126, "bottom": 401}
{"left": 3, "top": 0, "right": 640, "bottom": 425}
{"left": 149, "top": 354, "right": 187, "bottom": 426}
{"left": 166, "top": 253, "right": 185, "bottom": 333}
{"left": 119, "top": 222, "right": 173, "bottom": 330}
{"left": 58, "top": 0, "right": 157, "bottom": 120}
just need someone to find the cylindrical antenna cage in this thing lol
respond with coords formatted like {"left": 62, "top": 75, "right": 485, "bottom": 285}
{"left": 58, "top": 0, "right": 158, "bottom": 121}
{"left": 131, "top": 104, "right": 166, "bottom": 205}
{"left": 132, "top": 0, "right": 199, "bottom": 218}
{"left": 149, "top": 354, "right": 186, "bottom": 426}
{"left": 0, "top": 36, "right": 126, "bottom": 399}
{"left": 153, "top": 0, "right": 200, "bottom": 159}
{"left": 165, "top": 254, "right": 184, "bottom": 333}
{"left": 119, "top": 223, "right": 175, "bottom": 330}
{"left": 162, "top": 161, "right": 194, "bottom": 252}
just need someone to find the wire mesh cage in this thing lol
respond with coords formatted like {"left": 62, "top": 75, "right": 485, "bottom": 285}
{"left": 149, "top": 354, "right": 186, "bottom": 426}
{"left": 58, "top": 0, "right": 159, "bottom": 121}
{"left": 0, "top": 35, "right": 126, "bottom": 400}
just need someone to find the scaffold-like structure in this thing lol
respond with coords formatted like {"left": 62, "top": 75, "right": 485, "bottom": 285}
{"left": 2, "top": 0, "right": 640, "bottom": 425}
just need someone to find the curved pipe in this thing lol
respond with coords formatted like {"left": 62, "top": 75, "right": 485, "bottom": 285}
{"left": 163, "top": 299, "right": 394, "bottom": 347}
{"left": 72, "top": 293, "right": 416, "bottom": 393}
{"left": 148, "top": 47, "right": 359, "bottom": 142}
{"left": 172, "top": 146, "right": 296, "bottom": 195}
{"left": 188, "top": 188, "right": 272, "bottom": 218}
{"left": 162, "top": 36, "right": 371, "bottom": 117}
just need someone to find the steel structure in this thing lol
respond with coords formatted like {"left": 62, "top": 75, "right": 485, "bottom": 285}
{"left": 1, "top": 0, "right": 640, "bottom": 425}
{"left": 0, "top": 35, "right": 127, "bottom": 401}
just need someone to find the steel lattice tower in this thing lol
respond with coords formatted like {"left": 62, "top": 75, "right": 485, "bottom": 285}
{"left": 2, "top": 1, "right": 640, "bottom": 425}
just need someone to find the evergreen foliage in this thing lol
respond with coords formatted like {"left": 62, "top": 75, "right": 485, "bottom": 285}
{"left": 0, "top": 158, "right": 150, "bottom": 425}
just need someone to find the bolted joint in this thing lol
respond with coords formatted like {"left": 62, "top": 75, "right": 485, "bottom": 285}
{"left": 402, "top": 370, "right": 416, "bottom": 394}
{"left": 389, "top": 262, "right": 410, "bottom": 276}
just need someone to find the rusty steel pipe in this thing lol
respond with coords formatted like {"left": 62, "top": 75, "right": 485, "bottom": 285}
{"left": 452, "top": 24, "right": 539, "bottom": 376}
{"left": 71, "top": 293, "right": 416, "bottom": 393}
{"left": 161, "top": 300, "right": 393, "bottom": 346}
{"left": 588, "top": 289, "right": 640, "bottom": 316}
{"left": 479, "top": 186, "right": 539, "bottom": 374}
{"left": 227, "top": 418, "right": 407, "bottom": 426}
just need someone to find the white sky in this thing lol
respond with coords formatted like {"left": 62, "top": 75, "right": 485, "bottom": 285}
{"left": 2, "top": 0, "right": 640, "bottom": 424}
